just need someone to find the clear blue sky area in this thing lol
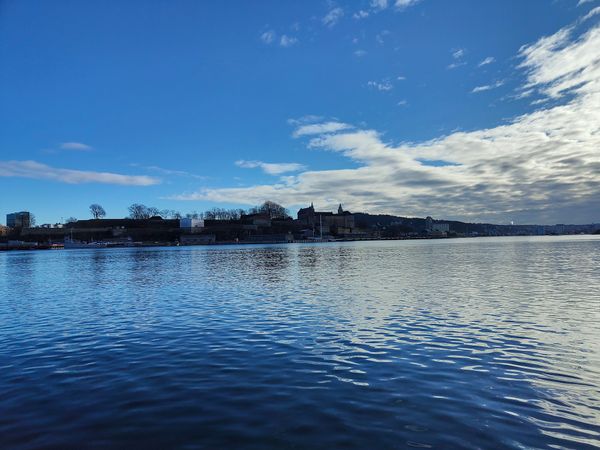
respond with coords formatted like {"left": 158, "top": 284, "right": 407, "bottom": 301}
{"left": 1, "top": 1, "right": 599, "bottom": 225}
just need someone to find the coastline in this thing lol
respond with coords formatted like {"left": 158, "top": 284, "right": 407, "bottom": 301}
{"left": 2, "top": 233, "right": 599, "bottom": 252}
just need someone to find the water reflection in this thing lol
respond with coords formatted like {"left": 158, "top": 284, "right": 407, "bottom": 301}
{"left": 0, "top": 236, "right": 599, "bottom": 449}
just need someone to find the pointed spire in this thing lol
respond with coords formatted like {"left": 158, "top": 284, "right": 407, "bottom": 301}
{"left": 310, "top": 202, "right": 314, "bottom": 209}
{"left": 338, "top": 203, "right": 343, "bottom": 214}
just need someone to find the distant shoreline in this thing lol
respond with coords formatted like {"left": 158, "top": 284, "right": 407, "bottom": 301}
{"left": 2, "top": 233, "right": 599, "bottom": 252}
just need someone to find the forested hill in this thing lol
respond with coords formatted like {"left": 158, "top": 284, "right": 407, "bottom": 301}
{"left": 352, "top": 212, "right": 494, "bottom": 234}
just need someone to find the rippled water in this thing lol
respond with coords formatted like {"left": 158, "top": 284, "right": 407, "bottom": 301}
{"left": 1, "top": 236, "right": 600, "bottom": 449}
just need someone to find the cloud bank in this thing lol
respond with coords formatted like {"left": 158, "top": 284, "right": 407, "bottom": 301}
{"left": 172, "top": 18, "right": 600, "bottom": 225}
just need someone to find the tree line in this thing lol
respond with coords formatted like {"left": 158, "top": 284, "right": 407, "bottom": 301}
{"left": 74, "top": 201, "right": 290, "bottom": 222}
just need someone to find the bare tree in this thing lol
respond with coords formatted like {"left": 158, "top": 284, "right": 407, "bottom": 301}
{"left": 89, "top": 204, "right": 106, "bottom": 219}
{"left": 158, "top": 209, "right": 182, "bottom": 219}
{"left": 186, "top": 211, "right": 203, "bottom": 219}
{"left": 128, "top": 204, "right": 150, "bottom": 219}
{"left": 253, "top": 201, "right": 289, "bottom": 219}
{"left": 146, "top": 207, "right": 161, "bottom": 217}
{"left": 65, "top": 217, "right": 78, "bottom": 223}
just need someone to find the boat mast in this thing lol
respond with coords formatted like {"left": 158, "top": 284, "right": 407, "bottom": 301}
{"left": 320, "top": 214, "right": 322, "bottom": 239}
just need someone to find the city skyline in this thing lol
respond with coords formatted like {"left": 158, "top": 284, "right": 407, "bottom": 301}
{"left": 1, "top": 1, "right": 600, "bottom": 225}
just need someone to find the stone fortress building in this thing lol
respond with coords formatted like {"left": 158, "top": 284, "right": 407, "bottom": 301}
{"left": 297, "top": 203, "right": 356, "bottom": 237}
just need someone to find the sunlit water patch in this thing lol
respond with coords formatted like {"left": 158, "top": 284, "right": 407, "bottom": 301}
{"left": 1, "top": 236, "right": 599, "bottom": 449}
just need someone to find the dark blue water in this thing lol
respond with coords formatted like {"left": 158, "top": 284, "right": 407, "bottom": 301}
{"left": 1, "top": 236, "right": 600, "bottom": 449}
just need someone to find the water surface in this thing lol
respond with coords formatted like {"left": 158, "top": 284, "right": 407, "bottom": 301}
{"left": 1, "top": 236, "right": 600, "bottom": 449}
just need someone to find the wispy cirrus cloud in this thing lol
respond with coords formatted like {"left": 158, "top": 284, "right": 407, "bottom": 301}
{"left": 0, "top": 160, "right": 160, "bottom": 185}
{"left": 279, "top": 35, "right": 298, "bottom": 47}
{"left": 447, "top": 47, "right": 467, "bottom": 69}
{"left": 394, "top": 0, "right": 421, "bottom": 9}
{"left": 471, "top": 80, "right": 505, "bottom": 93}
{"left": 235, "top": 160, "right": 306, "bottom": 175}
{"left": 370, "top": 0, "right": 420, "bottom": 12}
{"left": 351, "top": 0, "right": 419, "bottom": 23}
{"left": 322, "top": 7, "right": 344, "bottom": 27}
{"left": 353, "top": 10, "right": 369, "bottom": 19}
{"left": 478, "top": 56, "right": 495, "bottom": 67}
{"left": 292, "top": 121, "right": 352, "bottom": 137}
{"left": 367, "top": 79, "right": 393, "bottom": 91}
{"left": 260, "top": 30, "right": 275, "bottom": 44}
{"left": 60, "top": 142, "right": 93, "bottom": 151}
{"left": 260, "top": 29, "right": 298, "bottom": 47}
{"left": 371, "top": 0, "right": 388, "bottom": 10}
{"left": 130, "top": 163, "right": 206, "bottom": 179}
{"left": 452, "top": 48, "right": 466, "bottom": 59}
{"left": 287, "top": 115, "right": 324, "bottom": 126}
{"left": 376, "top": 29, "right": 391, "bottom": 45}
{"left": 518, "top": 21, "right": 600, "bottom": 99}
{"left": 582, "top": 6, "right": 600, "bottom": 21}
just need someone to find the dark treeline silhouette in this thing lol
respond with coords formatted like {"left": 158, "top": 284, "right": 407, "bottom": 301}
{"left": 127, "top": 201, "right": 290, "bottom": 221}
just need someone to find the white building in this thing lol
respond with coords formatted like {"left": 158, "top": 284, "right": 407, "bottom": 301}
{"left": 179, "top": 218, "right": 204, "bottom": 231}
{"left": 431, "top": 223, "right": 450, "bottom": 233}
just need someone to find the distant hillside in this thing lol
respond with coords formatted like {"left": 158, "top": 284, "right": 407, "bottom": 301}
{"left": 353, "top": 212, "right": 493, "bottom": 234}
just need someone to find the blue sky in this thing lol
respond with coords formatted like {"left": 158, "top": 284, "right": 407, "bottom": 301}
{"left": 1, "top": 0, "right": 600, "bottom": 225}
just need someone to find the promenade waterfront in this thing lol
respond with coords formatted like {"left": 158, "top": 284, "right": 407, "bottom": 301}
{"left": 1, "top": 236, "right": 599, "bottom": 449}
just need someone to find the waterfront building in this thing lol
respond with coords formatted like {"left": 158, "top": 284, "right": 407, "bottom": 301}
{"left": 179, "top": 218, "right": 205, "bottom": 231}
{"left": 6, "top": 211, "right": 32, "bottom": 229}
{"left": 297, "top": 203, "right": 356, "bottom": 236}
{"left": 425, "top": 216, "right": 450, "bottom": 233}
{"left": 431, "top": 223, "right": 450, "bottom": 232}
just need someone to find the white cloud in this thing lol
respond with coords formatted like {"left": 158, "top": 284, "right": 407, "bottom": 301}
{"left": 371, "top": 0, "right": 388, "bottom": 11}
{"left": 235, "top": 160, "right": 306, "bottom": 175}
{"left": 582, "top": 6, "right": 600, "bottom": 21}
{"left": 169, "top": 16, "right": 600, "bottom": 224}
{"left": 518, "top": 23, "right": 600, "bottom": 99}
{"left": 60, "top": 142, "right": 93, "bottom": 151}
{"left": 287, "top": 115, "right": 324, "bottom": 126}
{"left": 447, "top": 61, "right": 466, "bottom": 70}
{"left": 130, "top": 163, "right": 206, "bottom": 179}
{"left": 448, "top": 48, "right": 467, "bottom": 69}
{"left": 0, "top": 160, "right": 160, "bottom": 185}
{"left": 394, "top": 0, "right": 421, "bottom": 10}
{"left": 471, "top": 80, "right": 505, "bottom": 93}
{"left": 367, "top": 79, "right": 393, "bottom": 91}
{"left": 279, "top": 35, "right": 298, "bottom": 47}
{"left": 397, "top": 100, "right": 408, "bottom": 106}
{"left": 397, "top": 75, "right": 406, "bottom": 81}
{"left": 353, "top": 0, "right": 417, "bottom": 20}
{"left": 578, "top": 0, "right": 594, "bottom": 5}
{"left": 452, "top": 48, "right": 466, "bottom": 59}
{"left": 260, "top": 30, "right": 276, "bottom": 44}
{"left": 323, "top": 7, "right": 344, "bottom": 27}
{"left": 292, "top": 121, "right": 352, "bottom": 137}
{"left": 478, "top": 56, "right": 496, "bottom": 67}
{"left": 354, "top": 49, "right": 368, "bottom": 57}
{"left": 376, "top": 30, "right": 390, "bottom": 44}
